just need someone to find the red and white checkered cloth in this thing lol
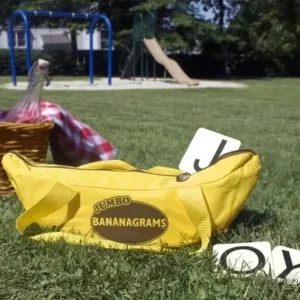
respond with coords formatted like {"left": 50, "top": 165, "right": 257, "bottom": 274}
{"left": 0, "top": 100, "right": 118, "bottom": 165}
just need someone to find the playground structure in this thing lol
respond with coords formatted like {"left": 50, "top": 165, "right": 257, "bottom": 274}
{"left": 119, "top": 12, "right": 156, "bottom": 81}
{"left": 8, "top": 10, "right": 113, "bottom": 86}
{"left": 2, "top": 10, "right": 246, "bottom": 91}
{"left": 119, "top": 12, "right": 199, "bottom": 86}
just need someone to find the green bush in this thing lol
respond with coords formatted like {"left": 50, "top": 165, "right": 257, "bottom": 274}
{"left": 2, "top": 47, "right": 298, "bottom": 79}
{"left": 0, "top": 49, "right": 12, "bottom": 75}
{"left": 0, "top": 49, "right": 90, "bottom": 76}
{"left": 0, "top": 49, "right": 126, "bottom": 77}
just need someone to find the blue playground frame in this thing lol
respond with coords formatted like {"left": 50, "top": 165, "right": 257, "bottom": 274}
{"left": 8, "top": 10, "right": 113, "bottom": 86}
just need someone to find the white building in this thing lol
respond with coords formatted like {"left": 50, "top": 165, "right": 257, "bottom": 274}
{"left": 0, "top": 26, "right": 109, "bottom": 51}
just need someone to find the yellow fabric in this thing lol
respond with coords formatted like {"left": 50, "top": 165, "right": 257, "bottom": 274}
{"left": 2, "top": 150, "right": 261, "bottom": 254}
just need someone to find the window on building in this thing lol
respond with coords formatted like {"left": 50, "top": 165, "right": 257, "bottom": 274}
{"left": 100, "top": 28, "right": 109, "bottom": 49}
{"left": 101, "top": 38, "right": 108, "bottom": 49}
{"left": 14, "top": 30, "right": 26, "bottom": 48}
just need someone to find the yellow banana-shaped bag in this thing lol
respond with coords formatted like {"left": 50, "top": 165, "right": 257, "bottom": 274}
{"left": 2, "top": 150, "right": 261, "bottom": 254}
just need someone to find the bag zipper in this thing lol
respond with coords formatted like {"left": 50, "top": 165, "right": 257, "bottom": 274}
{"left": 9, "top": 149, "right": 256, "bottom": 180}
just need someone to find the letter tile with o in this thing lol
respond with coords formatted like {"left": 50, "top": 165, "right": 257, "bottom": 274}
{"left": 213, "top": 242, "right": 300, "bottom": 284}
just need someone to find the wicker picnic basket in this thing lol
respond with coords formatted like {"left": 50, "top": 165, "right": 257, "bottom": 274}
{"left": 0, "top": 121, "right": 53, "bottom": 196}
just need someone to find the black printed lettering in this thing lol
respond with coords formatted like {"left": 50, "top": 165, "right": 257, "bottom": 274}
{"left": 277, "top": 250, "right": 300, "bottom": 279}
{"left": 194, "top": 139, "right": 228, "bottom": 172}
{"left": 219, "top": 246, "right": 266, "bottom": 274}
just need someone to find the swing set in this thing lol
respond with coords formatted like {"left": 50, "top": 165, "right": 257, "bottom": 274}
{"left": 8, "top": 10, "right": 113, "bottom": 86}
{"left": 35, "top": 19, "right": 86, "bottom": 72}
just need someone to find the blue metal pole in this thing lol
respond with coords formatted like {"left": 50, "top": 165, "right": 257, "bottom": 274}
{"left": 8, "top": 10, "right": 32, "bottom": 86}
{"left": 22, "top": 10, "right": 100, "bottom": 19}
{"left": 89, "top": 15, "right": 113, "bottom": 85}
{"left": 89, "top": 21, "right": 94, "bottom": 84}
{"left": 8, "top": 17, "right": 16, "bottom": 86}
{"left": 25, "top": 18, "right": 32, "bottom": 73}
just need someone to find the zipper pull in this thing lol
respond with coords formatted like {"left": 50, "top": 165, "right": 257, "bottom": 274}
{"left": 176, "top": 172, "right": 190, "bottom": 182}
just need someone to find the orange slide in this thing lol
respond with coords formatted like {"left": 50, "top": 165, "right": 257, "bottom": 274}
{"left": 143, "top": 38, "right": 199, "bottom": 86}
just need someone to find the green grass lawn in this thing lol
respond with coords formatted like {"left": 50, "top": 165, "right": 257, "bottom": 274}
{"left": 0, "top": 76, "right": 300, "bottom": 299}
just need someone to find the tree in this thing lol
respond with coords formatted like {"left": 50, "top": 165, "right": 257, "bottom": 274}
{"left": 19, "top": 0, "right": 142, "bottom": 48}
{"left": 0, "top": 0, "right": 21, "bottom": 30}
{"left": 130, "top": 0, "right": 216, "bottom": 50}
{"left": 223, "top": 0, "right": 300, "bottom": 76}
{"left": 88, "top": 0, "right": 142, "bottom": 48}
{"left": 10, "top": 0, "right": 300, "bottom": 77}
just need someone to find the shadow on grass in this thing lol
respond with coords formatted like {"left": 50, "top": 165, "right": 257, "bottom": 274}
{"left": 230, "top": 208, "right": 278, "bottom": 229}
{"left": 209, "top": 208, "right": 279, "bottom": 246}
